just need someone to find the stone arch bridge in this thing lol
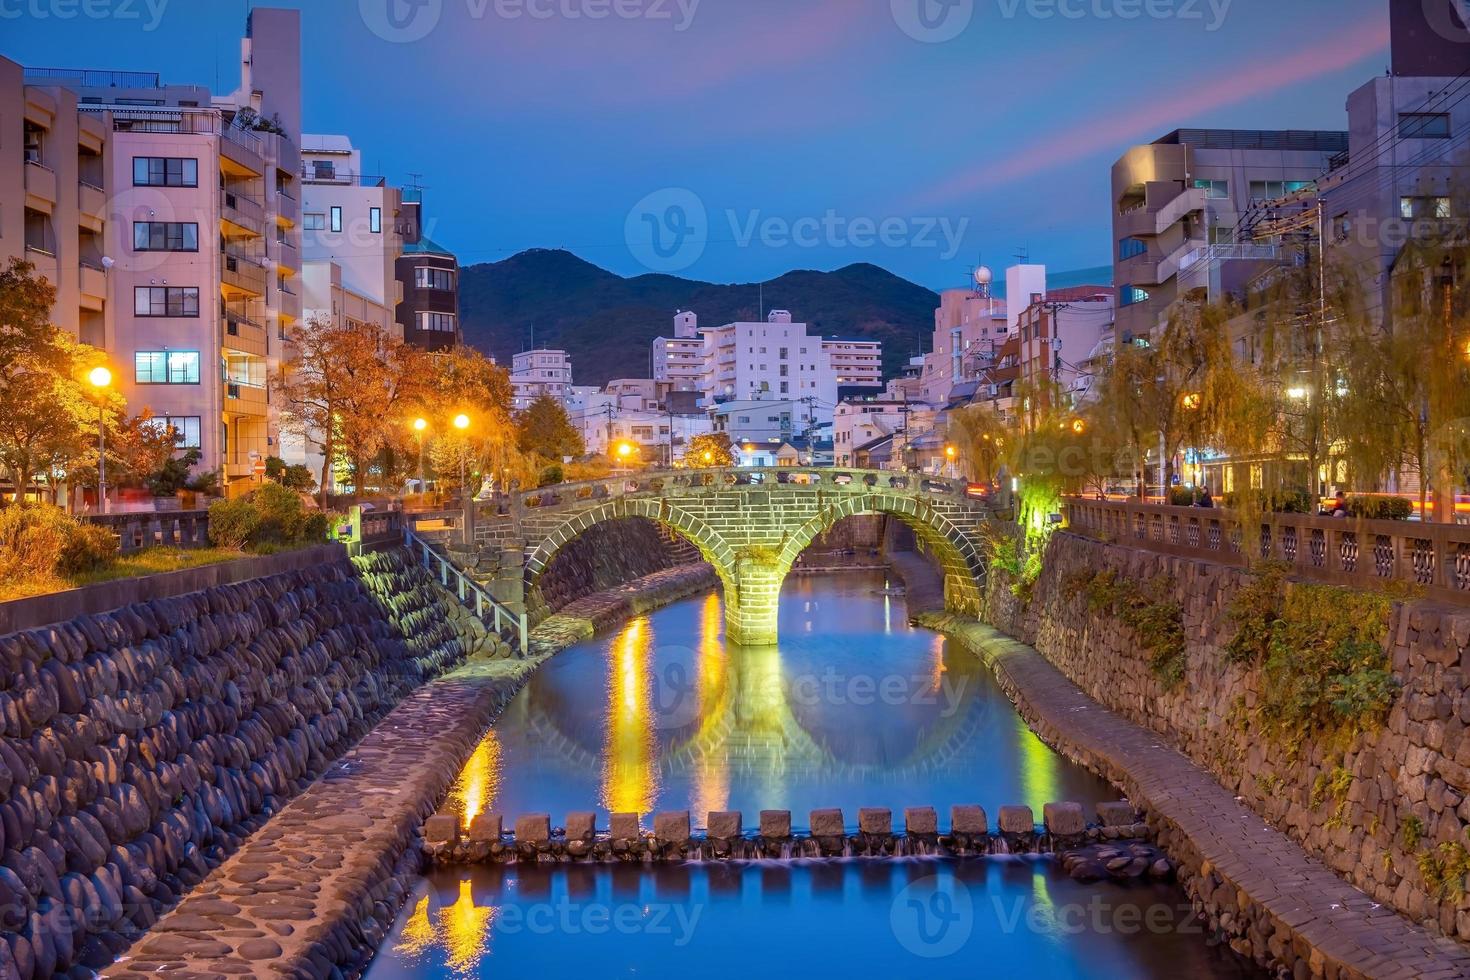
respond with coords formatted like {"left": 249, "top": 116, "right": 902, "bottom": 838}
{"left": 457, "top": 468, "right": 996, "bottom": 646}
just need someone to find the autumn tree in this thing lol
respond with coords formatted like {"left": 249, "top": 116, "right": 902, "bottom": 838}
{"left": 277, "top": 317, "right": 423, "bottom": 506}
{"left": 516, "top": 393, "right": 584, "bottom": 462}
{"left": 414, "top": 346, "right": 527, "bottom": 495}
{"left": 680, "top": 432, "right": 735, "bottom": 468}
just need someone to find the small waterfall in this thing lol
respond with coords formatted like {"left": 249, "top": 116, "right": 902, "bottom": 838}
{"left": 778, "top": 841, "right": 793, "bottom": 860}
{"left": 994, "top": 836, "right": 1010, "bottom": 855}
{"left": 840, "top": 839, "right": 853, "bottom": 858}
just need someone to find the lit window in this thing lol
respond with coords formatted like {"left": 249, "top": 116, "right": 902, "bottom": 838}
{"left": 1193, "top": 178, "right": 1229, "bottom": 200}
{"left": 304, "top": 213, "right": 326, "bottom": 230}
{"left": 330, "top": 206, "right": 342, "bottom": 233}
{"left": 134, "top": 350, "right": 200, "bottom": 384}
{"left": 1119, "top": 285, "right": 1150, "bottom": 307}
{"left": 370, "top": 207, "right": 381, "bottom": 234}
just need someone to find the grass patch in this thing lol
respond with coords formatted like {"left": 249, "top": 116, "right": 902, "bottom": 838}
{"left": 0, "top": 545, "right": 307, "bottom": 601}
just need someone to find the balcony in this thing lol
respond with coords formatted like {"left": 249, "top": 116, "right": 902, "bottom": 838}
{"left": 79, "top": 262, "right": 106, "bottom": 311}
{"left": 221, "top": 250, "right": 266, "bottom": 297}
{"left": 24, "top": 160, "right": 57, "bottom": 213}
{"left": 1115, "top": 186, "right": 1206, "bottom": 239}
{"left": 275, "top": 187, "right": 299, "bottom": 225}
{"left": 224, "top": 381, "right": 268, "bottom": 416}
{"left": 220, "top": 189, "right": 265, "bottom": 238}
{"left": 23, "top": 245, "right": 58, "bottom": 285}
{"left": 78, "top": 181, "right": 105, "bottom": 233}
{"left": 224, "top": 310, "right": 267, "bottom": 356}
{"left": 278, "top": 279, "right": 302, "bottom": 322}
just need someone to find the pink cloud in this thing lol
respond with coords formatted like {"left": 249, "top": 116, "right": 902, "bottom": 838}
{"left": 906, "top": 12, "right": 1390, "bottom": 209}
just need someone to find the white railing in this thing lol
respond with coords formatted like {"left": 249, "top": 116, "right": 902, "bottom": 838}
{"left": 405, "top": 528, "right": 528, "bottom": 656}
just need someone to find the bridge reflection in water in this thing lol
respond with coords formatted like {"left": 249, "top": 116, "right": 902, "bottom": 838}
{"left": 443, "top": 572, "right": 1103, "bottom": 833}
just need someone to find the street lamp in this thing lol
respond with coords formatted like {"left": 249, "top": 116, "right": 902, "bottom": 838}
{"left": 412, "top": 418, "right": 428, "bottom": 503}
{"left": 945, "top": 444, "right": 957, "bottom": 478}
{"left": 87, "top": 366, "right": 112, "bottom": 514}
{"left": 453, "top": 413, "right": 472, "bottom": 545}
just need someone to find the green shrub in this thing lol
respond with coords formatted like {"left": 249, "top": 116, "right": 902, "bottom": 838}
{"left": 538, "top": 464, "right": 564, "bottom": 488}
{"left": 0, "top": 505, "right": 118, "bottom": 582}
{"left": 1071, "top": 569, "right": 1187, "bottom": 689}
{"left": 58, "top": 520, "right": 119, "bottom": 575}
{"left": 1346, "top": 495, "right": 1414, "bottom": 521}
{"left": 250, "top": 482, "right": 309, "bottom": 545}
{"left": 1168, "top": 486, "right": 1196, "bottom": 506}
{"left": 1225, "top": 561, "right": 1289, "bottom": 664}
{"left": 208, "top": 497, "right": 261, "bottom": 550}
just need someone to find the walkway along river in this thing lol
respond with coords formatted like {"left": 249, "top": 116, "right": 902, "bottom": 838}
{"left": 365, "top": 571, "right": 1263, "bottom": 978}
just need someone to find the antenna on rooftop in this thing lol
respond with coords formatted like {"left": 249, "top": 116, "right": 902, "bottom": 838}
{"left": 1013, "top": 245, "right": 1030, "bottom": 264}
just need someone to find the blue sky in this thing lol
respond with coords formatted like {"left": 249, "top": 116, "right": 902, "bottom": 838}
{"left": 4, "top": 0, "right": 1391, "bottom": 289}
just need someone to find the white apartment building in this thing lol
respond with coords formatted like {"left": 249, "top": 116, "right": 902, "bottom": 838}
{"left": 512, "top": 348, "right": 573, "bottom": 410}
{"left": 700, "top": 311, "right": 837, "bottom": 430}
{"left": 651, "top": 310, "right": 704, "bottom": 391}
{"left": 1, "top": 8, "right": 306, "bottom": 500}
{"left": 919, "top": 282, "right": 1010, "bottom": 405}
{"left": 299, "top": 134, "right": 404, "bottom": 338}
{"left": 821, "top": 336, "right": 883, "bottom": 388}
{"left": 833, "top": 398, "right": 909, "bottom": 468}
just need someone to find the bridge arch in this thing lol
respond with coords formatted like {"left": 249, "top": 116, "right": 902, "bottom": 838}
{"left": 774, "top": 492, "right": 986, "bottom": 614}
{"left": 523, "top": 496, "right": 737, "bottom": 612}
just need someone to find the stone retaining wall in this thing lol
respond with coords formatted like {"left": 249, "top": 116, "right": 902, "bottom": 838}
{"left": 990, "top": 531, "right": 1470, "bottom": 948}
{"left": 0, "top": 547, "right": 464, "bottom": 979}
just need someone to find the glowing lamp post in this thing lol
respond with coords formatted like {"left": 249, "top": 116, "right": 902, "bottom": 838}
{"left": 944, "top": 444, "right": 957, "bottom": 479}
{"left": 412, "top": 418, "right": 428, "bottom": 503}
{"left": 453, "top": 413, "right": 472, "bottom": 544}
{"left": 87, "top": 366, "right": 112, "bottom": 514}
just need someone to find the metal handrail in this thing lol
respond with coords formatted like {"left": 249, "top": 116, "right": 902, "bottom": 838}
{"left": 404, "top": 528, "right": 528, "bottom": 656}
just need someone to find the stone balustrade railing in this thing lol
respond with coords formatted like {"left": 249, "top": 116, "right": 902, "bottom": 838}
{"left": 504, "top": 467, "right": 976, "bottom": 514}
{"left": 84, "top": 509, "right": 210, "bottom": 554}
{"left": 1065, "top": 497, "right": 1470, "bottom": 602}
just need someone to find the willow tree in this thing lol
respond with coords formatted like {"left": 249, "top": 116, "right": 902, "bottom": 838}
{"left": 1337, "top": 237, "right": 1470, "bottom": 521}
{"left": 944, "top": 403, "right": 1009, "bottom": 485}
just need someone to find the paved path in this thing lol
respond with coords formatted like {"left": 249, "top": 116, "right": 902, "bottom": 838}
{"left": 102, "top": 660, "right": 535, "bottom": 980}
{"left": 923, "top": 621, "right": 1470, "bottom": 975}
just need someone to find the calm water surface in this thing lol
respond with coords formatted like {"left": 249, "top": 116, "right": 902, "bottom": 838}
{"left": 365, "top": 572, "right": 1264, "bottom": 979}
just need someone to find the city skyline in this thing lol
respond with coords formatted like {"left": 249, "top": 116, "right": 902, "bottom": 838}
{"left": 3, "top": 0, "right": 1390, "bottom": 289}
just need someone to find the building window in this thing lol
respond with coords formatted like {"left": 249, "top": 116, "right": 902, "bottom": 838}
{"left": 1192, "top": 178, "right": 1228, "bottom": 199}
{"left": 1399, "top": 113, "right": 1451, "bottom": 139}
{"left": 303, "top": 212, "right": 326, "bottom": 231}
{"left": 416, "top": 311, "right": 457, "bottom": 333}
{"left": 329, "top": 206, "right": 342, "bottom": 233}
{"left": 1118, "top": 237, "right": 1147, "bottom": 260}
{"left": 1248, "top": 180, "right": 1314, "bottom": 202}
{"left": 132, "top": 156, "right": 197, "bottom": 187}
{"left": 133, "top": 221, "right": 198, "bottom": 252}
{"left": 1401, "top": 196, "right": 1453, "bottom": 219}
{"left": 413, "top": 266, "right": 455, "bottom": 290}
{"left": 134, "top": 350, "right": 200, "bottom": 385}
{"left": 1119, "top": 285, "right": 1150, "bottom": 307}
{"left": 370, "top": 207, "right": 381, "bottom": 234}
{"left": 144, "top": 415, "right": 202, "bottom": 449}
{"left": 312, "top": 160, "right": 336, "bottom": 180}
{"left": 133, "top": 286, "right": 200, "bottom": 317}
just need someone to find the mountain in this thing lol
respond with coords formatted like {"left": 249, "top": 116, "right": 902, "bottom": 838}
{"left": 457, "top": 250, "right": 940, "bottom": 386}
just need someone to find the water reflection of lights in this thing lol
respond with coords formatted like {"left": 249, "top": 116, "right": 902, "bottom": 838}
{"left": 392, "top": 881, "right": 499, "bottom": 978}
{"left": 449, "top": 735, "right": 501, "bottom": 829}
{"left": 691, "top": 593, "right": 729, "bottom": 816}
{"left": 601, "top": 617, "right": 658, "bottom": 813}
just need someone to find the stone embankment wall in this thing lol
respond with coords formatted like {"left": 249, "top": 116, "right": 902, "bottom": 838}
{"left": 993, "top": 531, "right": 1470, "bottom": 945}
{"left": 0, "top": 547, "right": 463, "bottom": 979}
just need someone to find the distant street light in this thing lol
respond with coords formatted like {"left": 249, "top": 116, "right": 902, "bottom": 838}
{"left": 87, "top": 366, "right": 112, "bottom": 514}
{"left": 412, "top": 417, "right": 428, "bottom": 502}
{"left": 453, "top": 413, "right": 471, "bottom": 544}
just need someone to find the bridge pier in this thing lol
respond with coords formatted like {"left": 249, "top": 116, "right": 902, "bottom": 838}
{"left": 725, "top": 557, "right": 783, "bottom": 646}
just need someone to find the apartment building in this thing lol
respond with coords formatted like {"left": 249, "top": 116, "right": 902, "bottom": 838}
{"left": 651, "top": 309, "right": 704, "bottom": 390}
{"left": 511, "top": 348, "right": 573, "bottom": 410}
{"left": 833, "top": 397, "right": 909, "bottom": 468}
{"left": 396, "top": 188, "right": 460, "bottom": 351}
{"left": 918, "top": 280, "right": 1011, "bottom": 405}
{"left": 300, "top": 134, "right": 404, "bottom": 338}
{"left": 1, "top": 9, "right": 305, "bottom": 499}
{"left": 1110, "top": 128, "right": 1347, "bottom": 340}
{"left": 1014, "top": 285, "right": 1115, "bottom": 421}
{"left": 821, "top": 336, "right": 883, "bottom": 389}
{"left": 699, "top": 310, "right": 843, "bottom": 431}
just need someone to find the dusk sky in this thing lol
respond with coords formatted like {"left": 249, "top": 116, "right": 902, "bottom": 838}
{"left": 5, "top": 0, "right": 1392, "bottom": 289}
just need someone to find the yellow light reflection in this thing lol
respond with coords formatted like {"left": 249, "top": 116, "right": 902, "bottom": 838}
{"left": 925, "top": 632, "right": 946, "bottom": 698}
{"left": 601, "top": 617, "right": 658, "bottom": 813}
{"left": 449, "top": 734, "right": 501, "bottom": 829}
{"left": 1016, "top": 714, "right": 1063, "bottom": 814}
{"left": 691, "top": 592, "right": 729, "bottom": 816}
{"left": 392, "top": 882, "right": 499, "bottom": 978}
